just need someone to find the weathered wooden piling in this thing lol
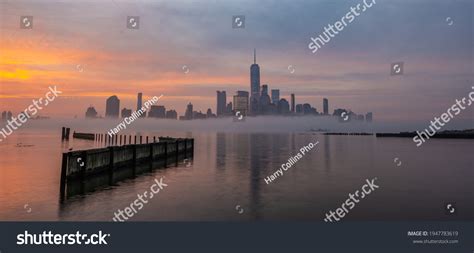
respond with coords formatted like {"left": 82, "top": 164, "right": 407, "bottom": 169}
{"left": 61, "top": 127, "right": 71, "bottom": 140}
{"left": 59, "top": 153, "right": 68, "bottom": 200}
{"left": 109, "top": 146, "right": 115, "bottom": 182}
{"left": 61, "top": 127, "right": 66, "bottom": 140}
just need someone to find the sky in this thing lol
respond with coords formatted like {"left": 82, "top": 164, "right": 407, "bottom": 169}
{"left": 0, "top": 0, "right": 473, "bottom": 125}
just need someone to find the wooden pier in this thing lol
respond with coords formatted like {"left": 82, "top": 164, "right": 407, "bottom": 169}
{"left": 60, "top": 137, "right": 194, "bottom": 200}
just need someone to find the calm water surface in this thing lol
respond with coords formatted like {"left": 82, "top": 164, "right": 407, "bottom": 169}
{"left": 0, "top": 129, "right": 472, "bottom": 221}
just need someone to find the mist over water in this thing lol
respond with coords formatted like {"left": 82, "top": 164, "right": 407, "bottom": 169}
{"left": 5, "top": 116, "right": 473, "bottom": 136}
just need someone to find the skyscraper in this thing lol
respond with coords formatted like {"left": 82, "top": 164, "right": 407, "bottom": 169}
{"left": 259, "top": 84, "right": 271, "bottom": 114}
{"left": 105, "top": 95, "right": 120, "bottom": 118}
{"left": 261, "top": 84, "right": 268, "bottom": 95}
{"left": 271, "top": 89, "right": 280, "bottom": 104}
{"left": 291, "top": 94, "right": 295, "bottom": 113}
{"left": 233, "top": 91, "right": 249, "bottom": 116}
{"left": 216, "top": 91, "right": 227, "bottom": 117}
{"left": 137, "top": 92, "right": 143, "bottom": 111}
{"left": 137, "top": 92, "right": 145, "bottom": 117}
{"left": 250, "top": 49, "right": 260, "bottom": 115}
{"left": 323, "top": 98, "right": 329, "bottom": 115}
{"left": 250, "top": 49, "right": 260, "bottom": 96}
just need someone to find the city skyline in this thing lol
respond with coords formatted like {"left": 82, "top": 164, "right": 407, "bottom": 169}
{"left": 78, "top": 50, "right": 373, "bottom": 122}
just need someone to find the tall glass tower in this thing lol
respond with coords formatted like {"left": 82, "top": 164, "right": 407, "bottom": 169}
{"left": 250, "top": 49, "right": 260, "bottom": 115}
{"left": 250, "top": 49, "right": 260, "bottom": 96}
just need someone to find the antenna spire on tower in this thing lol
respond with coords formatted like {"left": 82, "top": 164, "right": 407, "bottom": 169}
{"left": 254, "top": 48, "right": 256, "bottom": 64}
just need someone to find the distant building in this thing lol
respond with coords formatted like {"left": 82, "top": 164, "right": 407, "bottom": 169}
{"left": 137, "top": 93, "right": 142, "bottom": 110}
{"left": 295, "top": 104, "right": 303, "bottom": 114}
{"left": 166, "top": 110, "right": 178, "bottom": 120}
{"left": 366, "top": 112, "right": 373, "bottom": 122}
{"left": 206, "top": 108, "right": 216, "bottom": 118}
{"left": 226, "top": 102, "right": 233, "bottom": 115}
{"left": 216, "top": 91, "right": 226, "bottom": 117}
{"left": 333, "top": 109, "right": 356, "bottom": 122}
{"left": 121, "top": 108, "right": 132, "bottom": 118}
{"left": 271, "top": 89, "right": 280, "bottom": 105}
{"left": 148, "top": 105, "right": 166, "bottom": 118}
{"left": 303, "top": 103, "right": 312, "bottom": 114}
{"left": 295, "top": 102, "right": 318, "bottom": 115}
{"left": 259, "top": 84, "right": 272, "bottom": 114}
{"left": 193, "top": 111, "right": 207, "bottom": 119}
{"left": 291, "top": 94, "right": 295, "bottom": 113}
{"left": 357, "top": 114, "right": 364, "bottom": 121}
{"left": 105, "top": 95, "right": 120, "bottom": 118}
{"left": 233, "top": 91, "right": 249, "bottom": 116}
{"left": 1, "top": 111, "right": 13, "bottom": 121}
{"left": 137, "top": 92, "right": 144, "bottom": 117}
{"left": 323, "top": 98, "right": 329, "bottom": 115}
{"left": 184, "top": 103, "right": 193, "bottom": 120}
{"left": 348, "top": 111, "right": 357, "bottom": 121}
{"left": 277, "top": 99, "right": 290, "bottom": 114}
{"left": 249, "top": 95, "right": 259, "bottom": 115}
{"left": 333, "top": 108, "right": 348, "bottom": 117}
{"left": 85, "top": 106, "right": 98, "bottom": 118}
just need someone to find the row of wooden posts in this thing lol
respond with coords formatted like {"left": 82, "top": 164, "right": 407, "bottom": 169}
{"left": 62, "top": 127, "right": 170, "bottom": 147}
{"left": 95, "top": 133, "right": 163, "bottom": 146}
